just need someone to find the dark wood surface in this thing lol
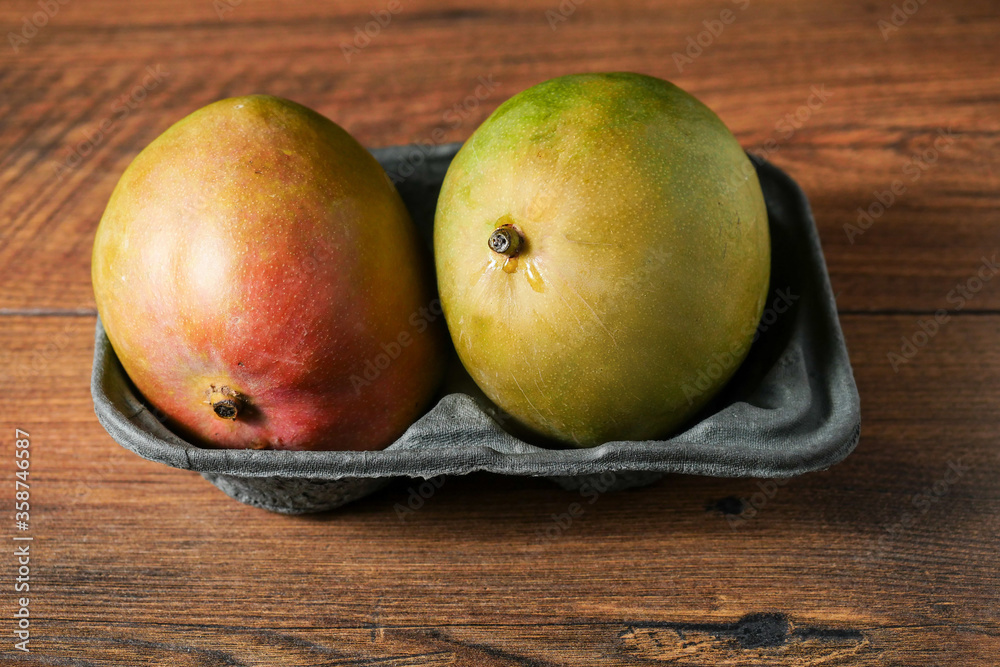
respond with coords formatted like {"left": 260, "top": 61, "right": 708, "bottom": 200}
{"left": 1, "top": 0, "right": 998, "bottom": 664}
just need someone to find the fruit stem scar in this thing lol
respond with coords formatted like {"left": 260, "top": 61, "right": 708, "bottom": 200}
{"left": 489, "top": 224, "right": 524, "bottom": 258}
{"left": 207, "top": 385, "right": 242, "bottom": 420}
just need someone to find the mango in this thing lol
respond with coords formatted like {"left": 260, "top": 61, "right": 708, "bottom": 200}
{"left": 434, "top": 73, "right": 770, "bottom": 447}
{"left": 92, "top": 95, "right": 446, "bottom": 451}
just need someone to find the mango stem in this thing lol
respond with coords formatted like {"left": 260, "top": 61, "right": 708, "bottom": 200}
{"left": 489, "top": 224, "right": 524, "bottom": 257}
{"left": 208, "top": 385, "right": 242, "bottom": 420}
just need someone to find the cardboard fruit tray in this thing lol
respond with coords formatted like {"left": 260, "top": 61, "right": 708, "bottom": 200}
{"left": 91, "top": 143, "right": 861, "bottom": 514}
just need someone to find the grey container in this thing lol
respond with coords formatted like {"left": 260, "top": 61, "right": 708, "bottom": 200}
{"left": 91, "top": 143, "right": 861, "bottom": 514}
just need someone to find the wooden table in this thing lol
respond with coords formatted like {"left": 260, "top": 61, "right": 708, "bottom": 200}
{"left": 2, "top": 0, "right": 998, "bottom": 664}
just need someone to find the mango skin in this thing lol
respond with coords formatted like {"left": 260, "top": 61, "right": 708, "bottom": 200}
{"left": 434, "top": 73, "right": 770, "bottom": 447}
{"left": 93, "top": 95, "right": 447, "bottom": 451}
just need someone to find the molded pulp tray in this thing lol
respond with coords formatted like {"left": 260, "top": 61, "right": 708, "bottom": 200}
{"left": 91, "top": 142, "right": 861, "bottom": 514}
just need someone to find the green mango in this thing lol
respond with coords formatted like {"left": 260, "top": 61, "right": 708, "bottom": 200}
{"left": 434, "top": 73, "right": 770, "bottom": 447}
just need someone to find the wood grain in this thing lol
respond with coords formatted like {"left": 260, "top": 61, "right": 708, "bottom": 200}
{"left": 1, "top": 0, "right": 999, "bottom": 312}
{"left": 1, "top": 311, "right": 998, "bottom": 665}
{"left": 1, "top": 0, "right": 999, "bottom": 664}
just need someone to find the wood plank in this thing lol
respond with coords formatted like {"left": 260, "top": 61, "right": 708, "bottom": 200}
{"left": 1, "top": 1, "right": 999, "bottom": 664}
{"left": 1, "top": 0, "right": 999, "bottom": 311}
{"left": 0, "top": 313, "right": 997, "bottom": 664}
